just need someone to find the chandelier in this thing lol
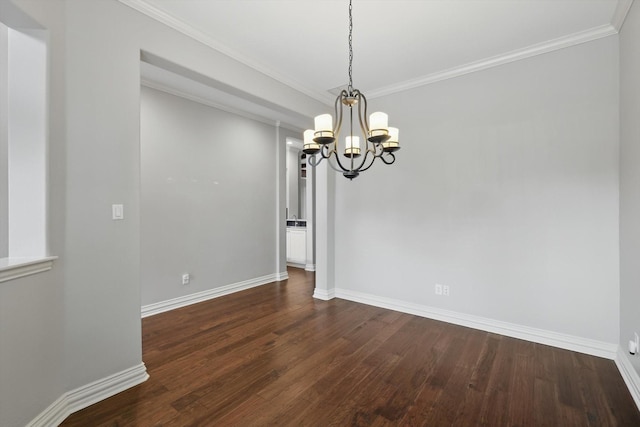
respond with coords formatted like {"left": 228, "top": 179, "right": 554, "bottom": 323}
{"left": 303, "top": 0, "right": 400, "bottom": 180}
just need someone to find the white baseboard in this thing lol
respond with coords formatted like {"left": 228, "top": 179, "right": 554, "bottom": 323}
{"left": 286, "top": 262, "right": 306, "bottom": 269}
{"left": 26, "top": 288, "right": 637, "bottom": 427}
{"left": 27, "top": 363, "right": 148, "bottom": 427}
{"left": 615, "top": 347, "right": 640, "bottom": 411}
{"left": 334, "top": 288, "right": 618, "bottom": 360}
{"left": 141, "top": 273, "right": 281, "bottom": 318}
{"left": 275, "top": 271, "right": 289, "bottom": 281}
{"left": 305, "top": 263, "right": 316, "bottom": 272}
{"left": 313, "top": 287, "right": 335, "bottom": 301}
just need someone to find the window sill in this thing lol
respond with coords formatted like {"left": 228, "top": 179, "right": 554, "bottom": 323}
{"left": 0, "top": 256, "right": 58, "bottom": 283}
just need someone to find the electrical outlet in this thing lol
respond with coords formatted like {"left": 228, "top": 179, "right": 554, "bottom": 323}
{"left": 182, "top": 273, "right": 190, "bottom": 285}
{"left": 629, "top": 332, "right": 639, "bottom": 355}
{"left": 435, "top": 284, "right": 443, "bottom": 295}
{"left": 443, "top": 285, "right": 450, "bottom": 296}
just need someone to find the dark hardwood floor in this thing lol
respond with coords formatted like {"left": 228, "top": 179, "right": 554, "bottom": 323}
{"left": 62, "top": 268, "right": 640, "bottom": 426}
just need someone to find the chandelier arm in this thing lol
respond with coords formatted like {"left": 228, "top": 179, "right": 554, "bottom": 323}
{"left": 310, "top": 143, "right": 342, "bottom": 168}
{"left": 357, "top": 147, "right": 368, "bottom": 170}
{"left": 349, "top": 102, "right": 356, "bottom": 172}
{"left": 359, "top": 138, "right": 386, "bottom": 171}
{"left": 357, "top": 101, "right": 369, "bottom": 157}
{"left": 371, "top": 142, "right": 384, "bottom": 157}
{"left": 380, "top": 152, "right": 397, "bottom": 165}
{"left": 334, "top": 90, "right": 346, "bottom": 136}
{"left": 316, "top": 144, "right": 330, "bottom": 161}
{"left": 354, "top": 151, "right": 377, "bottom": 173}
{"left": 327, "top": 156, "right": 349, "bottom": 174}
{"left": 322, "top": 144, "right": 336, "bottom": 159}
{"left": 330, "top": 147, "right": 352, "bottom": 173}
{"left": 358, "top": 90, "right": 370, "bottom": 134}
{"left": 308, "top": 153, "right": 324, "bottom": 167}
{"left": 346, "top": 144, "right": 376, "bottom": 173}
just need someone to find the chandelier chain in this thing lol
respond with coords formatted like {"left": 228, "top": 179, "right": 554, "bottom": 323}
{"left": 348, "top": 0, "right": 353, "bottom": 95}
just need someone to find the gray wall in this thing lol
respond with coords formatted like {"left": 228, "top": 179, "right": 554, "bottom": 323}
{"left": 0, "top": 2, "right": 66, "bottom": 427}
{"left": 0, "top": 22, "right": 7, "bottom": 257}
{"left": 333, "top": 36, "right": 620, "bottom": 344}
{"left": 1, "top": 0, "right": 635, "bottom": 425}
{"left": 620, "top": 0, "right": 640, "bottom": 377}
{"left": 140, "top": 86, "right": 279, "bottom": 305}
{"left": 61, "top": 0, "right": 320, "bottom": 394}
{"left": 1, "top": 0, "right": 324, "bottom": 425}
{"left": 0, "top": 22, "right": 9, "bottom": 258}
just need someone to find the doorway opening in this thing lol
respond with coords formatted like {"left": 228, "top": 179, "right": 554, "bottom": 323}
{"left": 286, "top": 137, "right": 315, "bottom": 273}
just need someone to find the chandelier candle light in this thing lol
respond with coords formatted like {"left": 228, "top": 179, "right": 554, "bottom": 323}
{"left": 303, "top": 0, "right": 400, "bottom": 180}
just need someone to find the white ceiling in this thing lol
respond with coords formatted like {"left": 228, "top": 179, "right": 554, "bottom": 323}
{"left": 126, "top": 0, "right": 632, "bottom": 130}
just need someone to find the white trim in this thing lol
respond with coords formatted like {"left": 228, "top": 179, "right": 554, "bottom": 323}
{"left": 334, "top": 288, "right": 618, "bottom": 360}
{"left": 313, "top": 287, "right": 335, "bottom": 301}
{"left": 0, "top": 256, "right": 57, "bottom": 283}
{"left": 121, "top": 0, "right": 632, "bottom": 101}
{"left": 287, "top": 261, "right": 306, "bottom": 269}
{"left": 118, "top": 0, "right": 333, "bottom": 106}
{"left": 366, "top": 24, "right": 619, "bottom": 99}
{"left": 141, "top": 273, "right": 281, "bottom": 318}
{"left": 305, "top": 263, "right": 316, "bottom": 272}
{"left": 615, "top": 347, "right": 640, "bottom": 411}
{"left": 27, "top": 363, "right": 148, "bottom": 427}
{"left": 612, "top": 0, "right": 634, "bottom": 32}
{"left": 275, "top": 271, "right": 289, "bottom": 281}
{"left": 141, "top": 79, "right": 302, "bottom": 133}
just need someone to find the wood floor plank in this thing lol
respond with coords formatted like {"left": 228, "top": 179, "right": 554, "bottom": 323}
{"left": 399, "top": 328, "right": 469, "bottom": 425}
{"left": 594, "top": 355, "right": 640, "bottom": 427}
{"left": 477, "top": 336, "right": 515, "bottom": 426}
{"left": 507, "top": 352, "right": 536, "bottom": 426}
{"left": 449, "top": 333, "right": 495, "bottom": 426}
{"left": 61, "top": 268, "right": 640, "bottom": 426}
{"left": 280, "top": 316, "right": 412, "bottom": 426}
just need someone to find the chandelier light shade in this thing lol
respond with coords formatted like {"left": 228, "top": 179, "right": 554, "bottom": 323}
{"left": 303, "top": 0, "right": 400, "bottom": 180}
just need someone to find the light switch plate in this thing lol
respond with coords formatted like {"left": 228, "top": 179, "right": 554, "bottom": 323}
{"left": 112, "top": 204, "right": 124, "bottom": 220}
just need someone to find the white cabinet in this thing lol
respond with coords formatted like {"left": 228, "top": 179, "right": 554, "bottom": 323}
{"left": 286, "top": 228, "right": 306, "bottom": 265}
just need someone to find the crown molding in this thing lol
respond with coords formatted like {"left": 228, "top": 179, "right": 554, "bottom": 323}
{"left": 366, "top": 23, "right": 619, "bottom": 99}
{"left": 612, "top": 0, "right": 635, "bottom": 31}
{"left": 118, "top": 0, "right": 334, "bottom": 106}
{"left": 141, "top": 78, "right": 303, "bottom": 133}
{"left": 122, "top": 0, "right": 633, "bottom": 102}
